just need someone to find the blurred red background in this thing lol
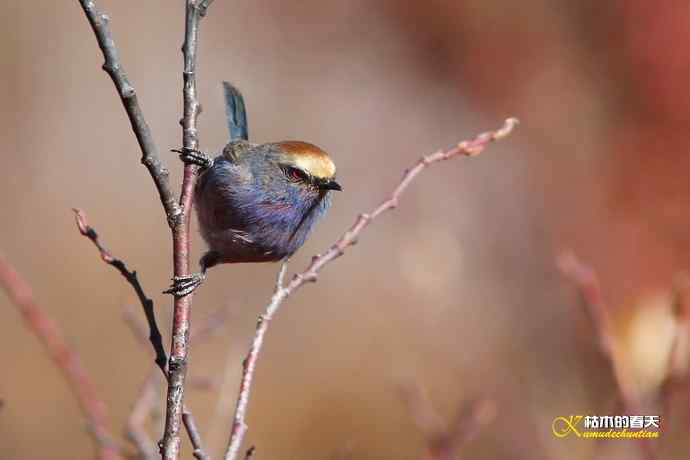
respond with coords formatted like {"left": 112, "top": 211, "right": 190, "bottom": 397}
{"left": 2, "top": 1, "right": 690, "bottom": 458}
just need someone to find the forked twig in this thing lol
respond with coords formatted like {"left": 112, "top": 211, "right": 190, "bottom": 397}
{"left": 401, "top": 385, "right": 496, "bottom": 460}
{"left": 74, "top": 209, "right": 209, "bottom": 459}
{"left": 76, "top": 0, "right": 215, "bottom": 457}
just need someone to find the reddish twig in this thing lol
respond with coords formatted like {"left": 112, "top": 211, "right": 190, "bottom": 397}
{"left": 0, "top": 254, "right": 121, "bottom": 460}
{"left": 127, "top": 371, "right": 160, "bottom": 460}
{"left": 74, "top": 210, "right": 209, "bottom": 459}
{"left": 556, "top": 252, "right": 633, "bottom": 402}
{"left": 223, "top": 118, "right": 519, "bottom": 460}
{"left": 400, "top": 385, "right": 496, "bottom": 460}
{"left": 162, "top": 2, "right": 212, "bottom": 458}
{"left": 557, "top": 252, "right": 655, "bottom": 460}
{"left": 122, "top": 302, "right": 223, "bottom": 460}
{"left": 76, "top": 0, "right": 215, "bottom": 456}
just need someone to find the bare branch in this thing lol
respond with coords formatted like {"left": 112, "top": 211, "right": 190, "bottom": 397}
{"left": 183, "top": 408, "right": 210, "bottom": 460}
{"left": 127, "top": 371, "right": 160, "bottom": 460}
{"left": 76, "top": 1, "right": 214, "bottom": 458}
{"left": 224, "top": 262, "right": 288, "bottom": 460}
{"left": 74, "top": 210, "right": 209, "bottom": 459}
{"left": 557, "top": 252, "right": 655, "bottom": 460}
{"left": 121, "top": 307, "right": 212, "bottom": 460}
{"left": 400, "top": 385, "right": 496, "bottom": 460}
{"left": 74, "top": 209, "right": 167, "bottom": 374}
{"left": 163, "top": 1, "right": 214, "bottom": 457}
{"left": 223, "top": 118, "right": 519, "bottom": 460}
{"left": 557, "top": 253, "right": 638, "bottom": 408}
{"left": 76, "top": 0, "right": 180, "bottom": 225}
{"left": 0, "top": 254, "right": 121, "bottom": 460}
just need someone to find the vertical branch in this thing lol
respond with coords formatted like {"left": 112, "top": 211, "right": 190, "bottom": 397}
{"left": 0, "top": 254, "right": 120, "bottom": 460}
{"left": 163, "top": 1, "right": 211, "bottom": 458}
{"left": 76, "top": 0, "right": 214, "bottom": 458}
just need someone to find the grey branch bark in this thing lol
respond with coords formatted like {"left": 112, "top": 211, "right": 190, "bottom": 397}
{"left": 77, "top": 0, "right": 180, "bottom": 225}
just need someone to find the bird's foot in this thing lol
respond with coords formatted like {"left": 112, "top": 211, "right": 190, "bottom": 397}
{"left": 163, "top": 272, "right": 206, "bottom": 297}
{"left": 172, "top": 148, "right": 214, "bottom": 169}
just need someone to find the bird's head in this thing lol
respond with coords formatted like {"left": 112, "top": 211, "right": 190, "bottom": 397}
{"left": 268, "top": 141, "right": 341, "bottom": 195}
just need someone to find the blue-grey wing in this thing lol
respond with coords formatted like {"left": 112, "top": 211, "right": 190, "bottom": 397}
{"left": 222, "top": 81, "right": 249, "bottom": 141}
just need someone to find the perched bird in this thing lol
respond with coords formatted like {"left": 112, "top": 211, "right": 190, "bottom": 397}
{"left": 166, "top": 82, "right": 341, "bottom": 296}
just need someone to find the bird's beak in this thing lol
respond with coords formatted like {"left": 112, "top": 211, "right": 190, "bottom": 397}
{"left": 320, "top": 179, "right": 342, "bottom": 191}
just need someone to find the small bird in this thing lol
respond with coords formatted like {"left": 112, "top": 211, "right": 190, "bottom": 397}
{"left": 166, "top": 82, "right": 341, "bottom": 297}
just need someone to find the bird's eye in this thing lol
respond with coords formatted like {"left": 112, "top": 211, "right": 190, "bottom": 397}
{"left": 283, "top": 166, "right": 308, "bottom": 183}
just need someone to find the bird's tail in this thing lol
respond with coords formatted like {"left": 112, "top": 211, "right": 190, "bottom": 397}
{"left": 222, "top": 81, "right": 249, "bottom": 141}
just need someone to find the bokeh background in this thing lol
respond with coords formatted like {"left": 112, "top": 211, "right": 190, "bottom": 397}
{"left": 2, "top": 1, "right": 690, "bottom": 458}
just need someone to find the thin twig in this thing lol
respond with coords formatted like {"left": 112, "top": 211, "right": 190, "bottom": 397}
{"left": 198, "top": 0, "right": 215, "bottom": 17}
{"left": 76, "top": 1, "right": 213, "bottom": 458}
{"left": 0, "top": 254, "right": 121, "bottom": 460}
{"left": 556, "top": 252, "right": 633, "bottom": 402}
{"left": 224, "top": 262, "right": 288, "bottom": 460}
{"left": 557, "top": 252, "right": 656, "bottom": 460}
{"left": 127, "top": 371, "right": 160, "bottom": 460}
{"left": 223, "top": 118, "right": 519, "bottom": 460}
{"left": 122, "top": 312, "right": 212, "bottom": 460}
{"left": 242, "top": 447, "right": 256, "bottom": 460}
{"left": 183, "top": 408, "right": 210, "bottom": 460}
{"left": 400, "top": 385, "right": 496, "bottom": 460}
{"left": 74, "top": 209, "right": 167, "bottom": 374}
{"left": 77, "top": 0, "right": 180, "bottom": 225}
{"left": 74, "top": 210, "right": 209, "bottom": 459}
{"left": 162, "top": 1, "right": 212, "bottom": 458}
